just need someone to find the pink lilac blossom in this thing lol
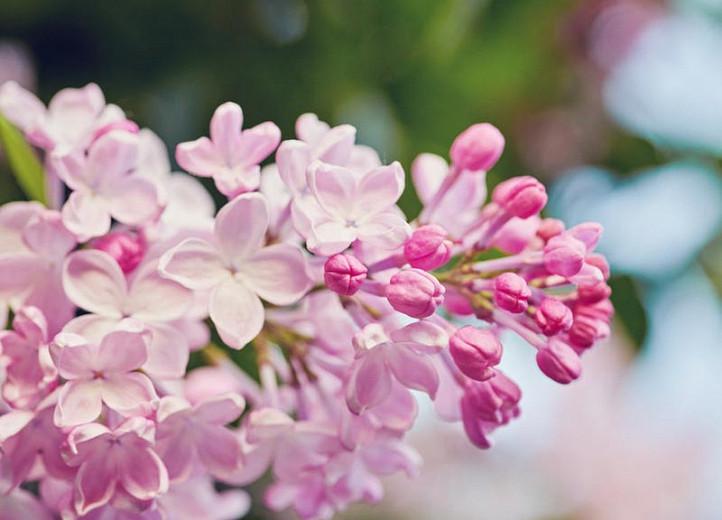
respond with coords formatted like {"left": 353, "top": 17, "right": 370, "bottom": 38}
{"left": 0, "top": 82, "right": 613, "bottom": 519}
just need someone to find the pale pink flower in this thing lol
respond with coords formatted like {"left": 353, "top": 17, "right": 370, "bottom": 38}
{"left": 62, "top": 249, "right": 192, "bottom": 379}
{"left": 0, "top": 306, "right": 56, "bottom": 409}
{"left": 176, "top": 102, "right": 280, "bottom": 198}
{"left": 300, "top": 160, "right": 410, "bottom": 255}
{"left": 346, "top": 322, "right": 447, "bottom": 415}
{"left": 0, "top": 406, "right": 74, "bottom": 493}
{"left": 50, "top": 324, "right": 157, "bottom": 427}
{"left": 159, "top": 193, "right": 311, "bottom": 349}
{"left": 155, "top": 393, "right": 244, "bottom": 481}
{"left": 0, "top": 488, "right": 53, "bottom": 520}
{"left": 157, "top": 476, "right": 250, "bottom": 520}
{"left": 65, "top": 417, "right": 168, "bottom": 516}
{"left": 51, "top": 131, "right": 162, "bottom": 241}
{"left": 0, "top": 81, "right": 124, "bottom": 155}
{"left": 0, "top": 207, "right": 76, "bottom": 334}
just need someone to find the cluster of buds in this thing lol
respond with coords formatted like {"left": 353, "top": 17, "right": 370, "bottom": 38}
{"left": 0, "top": 81, "right": 612, "bottom": 519}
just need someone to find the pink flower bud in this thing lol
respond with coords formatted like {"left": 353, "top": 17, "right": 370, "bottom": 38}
{"left": 449, "top": 123, "right": 505, "bottom": 172}
{"left": 404, "top": 225, "right": 452, "bottom": 271}
{"left": 92, "top": 119, "right": 140, "bottom": 143}
{"left": 585, "top": 253, "right": 610, "bottom": 280}
{"left": 324, "top": 254, "right": 368, "bottom": 295}
{"left": 450, "top": 326, "right": 502, "bottom": 380}
{"left": 568, "top": 303, "right": 612, "bottom": 350}
{"left": 493, "top": 272, "right": 531, "bottom": 313}
{"left": 386, "top": 268, "right": 445, "bottom": 318}
{"left": 461, "top": 371, "right": 521, "bottom": 449}
{"left": 543, "top": 234, "right": 586, "bottom": 277}
{"left": 536, "top": 339, "right": 582, "bottom": 384}
{"left": 568, "top": 222, "right": 603, "bottom": 251}
{"left": 577, "top": 281, "right": 612, "bottom": 304}
{"left": 535, "top": 298, "right": 573, "bottom": 336}
{"left": 90, "top": 231, "right": 145, "bottom": 274}
{"left": 492, "top": 176, "right": 547, "bottom": 219}
{"left": 537, "top": 218, "right": 565, "bottom": 242}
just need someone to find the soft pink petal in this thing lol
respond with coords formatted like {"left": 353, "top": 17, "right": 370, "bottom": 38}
{"left": 295, "top": 113, "right": 329, "bottom": 145}
{"left": 118, "top": 445, "right": 168, "bottom": 500}
{"left": 0, "top": 411, "right": 33, "bottom": 442}
{"left": 355, "top": 162, "right": 405, "bottom": 216}
{"left": 54, "top": 380, "right": 103, "bottom": 427}
{"left": 213, "top": 163, "right": 260, "bottom": 197}
{"left": 306, "top": 161, "right": 355, "bottom": 219}
{"left": 21, "top": 211, "right": 75, "bottom": 259}
{"left": 314, "top": 124, "right": 356, "bottom": 164}
{"left": 196, "top": 424, "right": 243, "bottom": 478}
{"left": 214, "top": 193, "right": 268, "bottom": 263}
{"left": 74, "top": 454, "right": 117, "bottom": 515}
{"left": 158, "top": 238, "right": 228, "bottom": 290}
{"left": 106, "top": 176, "right": 161, "bottom": 226}
{"left": 63, "top": 250, "right": 126, "bottom": 318}
{"left": 50, "top": 333, "right": 95, "bottom": 379}
{"left": 240, "top": 243, "right": 310, "bottom": 305}
{"left": 87, "top": 130, "right": 139, "bottom": 184}
{"left": 193, "top": 393, "right": 245, "bottom": 425}
{"left": 126, "top": 262, "right": 191, "bottom": 322}
{"left": 411, "top": 153, "right": 448, "bottom": 204}
{"left": 209, "top": 102, "right": 244, "bottom": 163}
{"left": 176, "top": 137, "right": 222, "bottom": 177}
{"left": 61, "top": 192, "right": 111, "bottom": 241}
{"left": 357, "top": 210, "right": 410, "bottom": 249}
{"left": 387, "top": 345, "right": 439, "bottom": 398}
{"left": 306, "top": 218, "right": 356, "bottom": 256}
{"left": 97, "top": 327, "right": 149, "bottom": 373}
{"left": 276, "top": 140, "right": 311, "bottom": 194}
{"left": 142, "top": 323, "right": 190, "bottom": 379}
{"left": 209, "top": 279, "right": 264, "bottom": 350}
{"left": 156, "top": 425, "right": 195, "bottom": 482}
{"left": 236, "top": 121, "right": 281, "bottom": 165}
{"left": 0, "top": 81, "right": 45, "bottom": 132}
{"left": 389, "top": 321, "right": 448, "bottom": 353}
{"left": 362, "top": 440, "right": 421, "bottom": 478}
{"left": 0, "top": 254, "right": 46, "bottom": 301}
{"left": 101, "top": 373, "right": 157, "bottom": 414}
{"left": 345, "top": 349, "right": 392, "bottom": 415}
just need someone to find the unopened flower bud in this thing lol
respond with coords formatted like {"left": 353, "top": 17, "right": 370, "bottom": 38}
{"left": 386, "top": 268, "right": 445, "bottom": 318}
{"left": 568, "top": 304, "right": 612, "bottom": 349}
{"left": 536, "top": 339, "right": 582, "bottom": 384}
{"left": 535, "top": 298, "right": 573, "bottom": 336}
{"left": 577, "top": 281, "right": 612, "bottom": 304}
{"left": 543, "top": 234, "right": 586, "bottom": 277}
{"left": 493, "top": 272, "right": 531, "bottom": 313}
{"left": 450, "top": 123, "right": 505, "bottom": 172}
{"left": 404, "top": 225, "right": 452, "bottom": 271}
{"left": 461, "top": 371, "right": 521, "bottom": 449}
{"left": 324, "top": 254, "right": 368, "bottom": 295}
{"left": 91, "top": 231, "right": 145, "bottom": 274}
{"left": 492, "top": 176, "right": 547, "bottom": 219}
{"left": 449, "top": 326, "right": 502, "bottom": 381}
{"left": 585, "top": 253, "right": 610, "bottom": 280}
{"left": 537, "top": 218, "right": 565, "bottom": 242}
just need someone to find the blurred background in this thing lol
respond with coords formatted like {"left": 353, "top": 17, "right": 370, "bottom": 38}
{"left": 1, "top": 0, "right": 721, "bottom": 518}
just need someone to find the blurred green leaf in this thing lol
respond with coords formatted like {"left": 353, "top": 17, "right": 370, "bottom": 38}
{"left": 0, "top": 114, "right": 46, "bottom": 205}
{"left": 609, "top": 274, "right": 648, "bottom": 352}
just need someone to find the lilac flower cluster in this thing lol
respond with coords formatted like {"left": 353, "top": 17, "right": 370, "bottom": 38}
{"left": 0, "top": 82, "right": 613, "bottom": 519}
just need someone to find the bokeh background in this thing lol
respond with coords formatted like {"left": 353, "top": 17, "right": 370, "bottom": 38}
{"left": 1, "top": 0, "right": 721, "bottom": 518}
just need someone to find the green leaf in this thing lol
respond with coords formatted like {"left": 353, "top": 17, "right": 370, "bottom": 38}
{"left": 0, "top": 113, "right": 46, "bottom": 205}
{"left": 608, "top": 274, "right": 648, "bottom": 353}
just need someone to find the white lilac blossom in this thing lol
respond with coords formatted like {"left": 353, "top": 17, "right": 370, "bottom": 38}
{"left": 0, "top": 82, "right": 612, "bottom": 519}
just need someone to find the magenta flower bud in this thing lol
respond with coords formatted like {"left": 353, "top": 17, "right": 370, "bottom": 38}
{"left": 568, "top": 304, "right": 612, "bottom": 350}
{"left": 543, "top": 235, "right": 586, "bottom": 277}
{"left": 492, "top": 176, "right": 547, "bottom": 219}
{"left": 535, "top": 298, "right": 573, "bottom": 336}
{"left": 537, "top": 218, "right": 565, "bottom": 242}
{"left": 449, "top": 123, "right": 505, "bottom": 172}
{"left": 493, "top": 272, "right": 531, "bottom": 314}
{"left": 91, "top": 231, "right": 145, "bottom": 274}
{"left": 536, "top": 339, "right": 582, "bottom": 384}
{"left": 461, "top": 371, "right": 521, "bottom": 449}
{"left": 585, "top": 253, "right": 610, "bottom": 280}
{"left": 386, "top": 268, "right": 445, "bottom": 318}
{"left": 404, "top": 225, "right": 452, "bottom": 271}
{"left": 324, "top": 254, "right": 368, "bottom": 295}
{"left": 577, "top": 281, "right": 612, "bottom": 304}
{"left": 449, "top": 326, "right": 502, "bottom": 381}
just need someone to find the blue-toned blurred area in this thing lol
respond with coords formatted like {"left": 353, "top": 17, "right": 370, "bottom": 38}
{"left": 1, "top": 0, "right": 720, "bottom": 518}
